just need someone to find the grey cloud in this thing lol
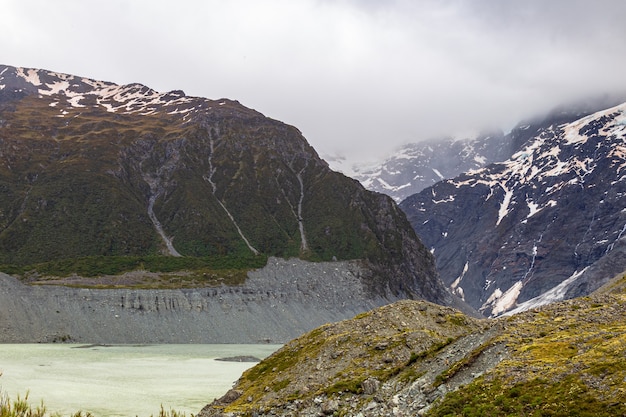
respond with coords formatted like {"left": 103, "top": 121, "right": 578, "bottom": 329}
{"left": 1, "top": 0, "right": 625, "bottom": 162}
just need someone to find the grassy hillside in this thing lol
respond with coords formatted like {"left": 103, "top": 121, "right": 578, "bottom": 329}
{"left": 198, "top": 272, "right": 626, "bottom": 416}
{"left": 429, "top": 275, "right": 626, "bottom": 416}
{"left": 0, "top": 72, "right": 439, "bottom": 298}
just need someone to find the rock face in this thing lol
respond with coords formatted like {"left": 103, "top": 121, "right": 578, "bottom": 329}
{"left": 0, "top": 64, "right": 457, "bottom": 318}
{"left": 197, "top": 272, "right": 626, "bottom": 417}
{"left": 198, "top": 299, "right": 494, "bottom": 417}
{"left": 401, "top": 102, "right": 626, "bottom": 316}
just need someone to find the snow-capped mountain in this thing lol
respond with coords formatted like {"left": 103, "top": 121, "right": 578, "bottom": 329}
{"left": 332, "top": 96, "right": 626, "bottom": 204}
{"left": 342, "top": 131, "right": 512, "bottom": 202}
{"left": 400, "top": 102, "right": 626, "bottom": 317}
{"left": 0, "top": 65, "right": 243, "bottom": 119}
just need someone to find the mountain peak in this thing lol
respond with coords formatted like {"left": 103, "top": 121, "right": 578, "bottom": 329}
{"left": 341, "top": 131, "right": 511, "bottom": 203}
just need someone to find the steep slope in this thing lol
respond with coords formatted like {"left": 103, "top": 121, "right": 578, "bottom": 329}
{"left": 198, "top": 271, "right": 626, "bottom": 417}
{"left": 0, "top": 64, "right": 457, "bottom": 310}
{"left": 401, "top": 102, "right": 626, "bottom": 316}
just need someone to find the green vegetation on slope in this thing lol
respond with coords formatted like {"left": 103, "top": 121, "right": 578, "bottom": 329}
{"left": 1, "top": 254, "right": 267, "bottom": 288}
{"left": 0, "top": 82, "right": 432, "bottom": 295}
{"left": 426, "top": 274, "right": 626, "bottom": 417}
{"left": 208, "top": 300, "right": 487, "bottom": 415}
{"left": 198, "top": 273, "right": 626, "bottom": 417}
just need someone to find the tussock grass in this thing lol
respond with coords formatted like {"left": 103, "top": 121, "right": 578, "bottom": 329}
{"left": 1, "top": 254, "right": 267, "bottom": 289}
{"left": 0, "top": 390, "right": 190, "bottom": 417}
{"left": 0, "top": 372, "right": 191, "bottom": 417}
{"left": 214, "top": 300, "right": 485, "bottom": 415}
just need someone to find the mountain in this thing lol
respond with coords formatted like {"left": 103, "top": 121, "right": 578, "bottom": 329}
{"left": 332, "top": 95, "right": 626, "bottom": 204}
{"left": 198, "top": 271, "right": 626, "bottom": 417}
{"left": 340, "top": 131, "right": 512, "bottom": 202}
{"left": 400, "top": 101, "right": 626, "bottom": 316}
{"left": 0, "top": 64, "right": 463, "bottom": 315}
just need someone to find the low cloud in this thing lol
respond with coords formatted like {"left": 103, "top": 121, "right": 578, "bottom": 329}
{"left": 2, "top": 0, "right": 626, "bottom": 162}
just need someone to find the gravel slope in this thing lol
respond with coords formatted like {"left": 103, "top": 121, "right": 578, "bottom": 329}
{"left": 0, "top": 258, "right": 393, "bottom": 344}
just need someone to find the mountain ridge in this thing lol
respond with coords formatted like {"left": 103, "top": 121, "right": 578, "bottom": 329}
{"left": 400, "top": 100, "right": 626, "bottom": 316}
{"left": 331, "top": 94, "right": 626, "bottom": 203}
{"left": 337, "top": 130, "right": 512, "bottom": 202}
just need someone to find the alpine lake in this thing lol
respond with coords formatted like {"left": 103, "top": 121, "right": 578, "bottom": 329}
{"left": 0, "top": 344, "right": 281, "bottom": 416}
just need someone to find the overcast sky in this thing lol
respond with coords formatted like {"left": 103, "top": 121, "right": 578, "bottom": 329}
{"left": 3, "top": 0, "right": 626, "bottom": 163}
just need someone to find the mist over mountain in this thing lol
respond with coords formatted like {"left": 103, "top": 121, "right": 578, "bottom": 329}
{"left": 332, "top": 131, "right": 511, "bottom": 203}
{"left": 331, "top": 95, "right": 626, "bottom": 203}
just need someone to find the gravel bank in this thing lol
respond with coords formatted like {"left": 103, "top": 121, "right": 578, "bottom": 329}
{"left": 0, "top": 258, "right": 392, "bottom": 344}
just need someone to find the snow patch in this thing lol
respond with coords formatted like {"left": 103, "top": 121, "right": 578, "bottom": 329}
{"left": 375, "top": 178, "right": 411, "bottom": 192}
{"left": 453, "top": 286, "right": 465, "bottom": 301}
{"left": 485, "top": 281, "right": 524, "bottom": 317}
{"left": 67, "top": 95, "right": 86, "bottom": 108}
{"left": 563, "top": 102, "right": 626, "bottom": 144}
{"left": 38, "top": 80, "right": 70, "bottom": 96}
{"left": 504, "top": 268, "right": 589, "bottom": 316}
{"left": 432, "top": 168, "right": 444, "bottom": 180}
{"left": 482, "top": 287, "right": 502, "bottom": 306}
{"left": 526, "top": 201, "right": 540, "bottom": 218}
{"left": 432, "top": 195, "right": 455, "bottom": 204}
{"left": 16, "top": 67, "right": 42, "bottom": 86}
{"left": 496, "top": 184, "right": 513, "bottom": 226}
{"left": 525, "top": 199, "right": 559, "bottom": 218}
{"left": 451, "top": 262, "right": 469, "bottom": 290}
{"left": 474, "top": 155, "right": 487, "bottom": 165}
{"left": 606, "top": 223, "right": 626, "bottom": 253}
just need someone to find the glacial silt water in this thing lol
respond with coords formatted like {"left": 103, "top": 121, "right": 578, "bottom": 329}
{"left": 0, "top": 344, "right": 280, "bottom": 416}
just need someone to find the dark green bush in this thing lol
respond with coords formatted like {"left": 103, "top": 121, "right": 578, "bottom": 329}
{"left": 1, "top": 254, "right": 267, "bottom": 278}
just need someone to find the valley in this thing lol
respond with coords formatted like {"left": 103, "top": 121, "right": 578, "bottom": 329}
{"left": 0, "top": 64, "right": 625, "bottom": 416}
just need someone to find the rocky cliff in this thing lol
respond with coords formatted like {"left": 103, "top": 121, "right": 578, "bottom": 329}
{"left": 401, "top": 101, "right": 626, "bottom": 316}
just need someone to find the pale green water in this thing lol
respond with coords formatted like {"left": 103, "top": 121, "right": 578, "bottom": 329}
{"left": 0, "top": 344, "right": 280, "bottom": 417}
